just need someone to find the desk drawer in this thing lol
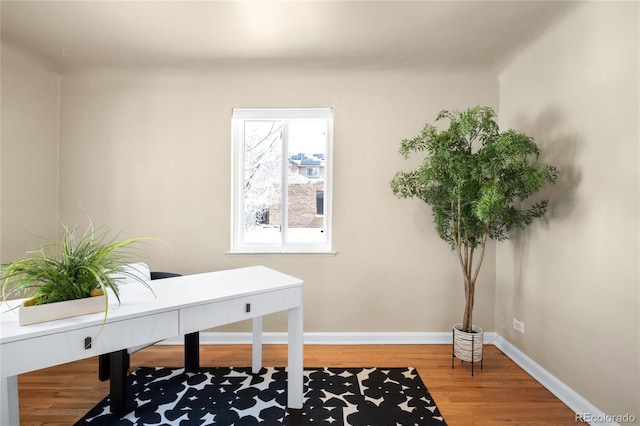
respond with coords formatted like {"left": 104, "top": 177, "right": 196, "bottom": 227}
{"left": 180, "top": 287, "right": 301, "bottom": 334}
{"left": 1, "top": 311, "right": 179, "bottom": 377}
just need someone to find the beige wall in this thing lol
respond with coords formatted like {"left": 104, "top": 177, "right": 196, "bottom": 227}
{"left": 3, "top": 1, "right": 638, "bottom": 418}
{"left": 57, "top": 67, "right": 498, "bottom": 333}
{"left": 497, "top": 1, "right": 639, "bottom": 418}
{"left": 0, "top": 41, "right": 60, "bottom": 262}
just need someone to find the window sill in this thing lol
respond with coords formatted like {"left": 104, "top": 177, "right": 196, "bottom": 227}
{"left": 225, "top": 251, "right": 338, "bottom": 256}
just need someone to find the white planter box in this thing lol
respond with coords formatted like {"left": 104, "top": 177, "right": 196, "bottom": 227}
{"left": 19, "top": 296, "right": 106, "bottom": 326}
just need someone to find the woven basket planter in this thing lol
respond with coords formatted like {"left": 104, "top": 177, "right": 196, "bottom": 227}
{"left": 452, "top": 323, "right": 483, "bottom": 375}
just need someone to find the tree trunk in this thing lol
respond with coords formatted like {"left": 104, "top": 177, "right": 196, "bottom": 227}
{"left": 453, "top": 195, "right": 489, "bottom": 333}
{"left": 462, "top": 277, "right": 475, "bottom": 333}
{"left": 459, "top": 244, "right": 472, "bottom": 333}
{"left": 459, "top": 232, "right": 488, "bottom": 333}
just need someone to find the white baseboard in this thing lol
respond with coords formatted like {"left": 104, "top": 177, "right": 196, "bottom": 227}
{"left": 157, "top": 331, "right": 611, "bottom": 426}
{"left": 158, "top": 331, "right": 498, "bottom": 345}
{"left": 493, "top": 336, "right": 616, "bottom": 426}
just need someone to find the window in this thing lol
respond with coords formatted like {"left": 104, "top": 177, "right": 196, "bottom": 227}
{"left": 306, "top": 167, "right": 320, "bottom": 178}
{"left": 231, "top": 108, "right": 333, "bottom": 253}
{"left": 316, "top": 190, "right": 324, "bottom": 216}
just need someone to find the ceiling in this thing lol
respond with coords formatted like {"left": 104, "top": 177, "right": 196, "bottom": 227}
{"left": 0, "top": 1, "right": 572, "bottom": 71}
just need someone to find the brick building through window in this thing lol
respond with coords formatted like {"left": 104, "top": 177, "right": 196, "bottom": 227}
{"left": 267, "top": 153, "right": 325, "bottom": 229}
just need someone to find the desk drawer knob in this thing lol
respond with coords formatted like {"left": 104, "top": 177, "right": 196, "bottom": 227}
{"left": 246, "top": 303, "right": 251, "bottom": 313}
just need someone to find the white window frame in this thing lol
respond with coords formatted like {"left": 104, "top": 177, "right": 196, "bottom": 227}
{"left": 231, "top": 107, "right": 333, "bottom": 253}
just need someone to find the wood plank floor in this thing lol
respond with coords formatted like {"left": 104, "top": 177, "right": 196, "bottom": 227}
{"left": 17, "top": 344, "right": 581, "bottom": 425}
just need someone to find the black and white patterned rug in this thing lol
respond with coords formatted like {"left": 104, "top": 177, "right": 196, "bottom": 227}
{"left": 76, "top": 366, "right": 446, "bottom": 425}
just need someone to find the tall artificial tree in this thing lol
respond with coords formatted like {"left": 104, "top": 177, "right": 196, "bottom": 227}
{"left": 390, "top": 106, "right": 558, "bottom": 333}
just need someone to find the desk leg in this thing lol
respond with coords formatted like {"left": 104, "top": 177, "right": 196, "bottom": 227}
{"left": 99, "top": 353, "right": 110, "bottom": 381}
{"left": 252, "top": 316, "right": 263, "bottom": 374}
{"left": 110, "top": 349, "right": 128, "bottom": 416}
{"left": 1, "top": 375, "right": 19, "bottom": 426}
{"left": 185, "top": 332, "right": 200, "bottom": 372}
{"left": 288, "top": 305, "right": 303, "bottom": 409}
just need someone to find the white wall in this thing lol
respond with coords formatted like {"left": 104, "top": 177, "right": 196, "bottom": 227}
{"left": 0, "top": 41, "right": 60, "bottom": 262}
{"left": 497, "top": 1, "right": 639, "bottom": 418}
{"left": 57, "top": 66, "right": 498, "bottom": 333}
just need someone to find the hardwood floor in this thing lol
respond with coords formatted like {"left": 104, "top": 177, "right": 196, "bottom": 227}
{"left": 17, "top": 344, "right": 581, "bottom": 425}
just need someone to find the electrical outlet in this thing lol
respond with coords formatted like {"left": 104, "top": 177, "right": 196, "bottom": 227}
{"left": 513, "top": 318, "right": 525, "bottom": 334}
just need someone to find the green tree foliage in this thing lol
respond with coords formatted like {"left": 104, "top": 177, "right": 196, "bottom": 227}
{"left": 391, "top": 106, "right": 558, "bottom": 332}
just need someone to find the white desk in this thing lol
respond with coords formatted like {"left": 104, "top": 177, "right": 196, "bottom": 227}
{"left": 0, "top": 266, "right": 304, "bottom": 425}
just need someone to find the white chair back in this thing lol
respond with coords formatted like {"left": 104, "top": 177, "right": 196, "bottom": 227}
{"left": 110, "top": 262, "right": 151, "bottom": 285}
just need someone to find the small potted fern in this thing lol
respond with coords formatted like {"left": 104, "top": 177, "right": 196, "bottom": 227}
{"left": 1, "top": 223, "right": 153, "bottom": 325}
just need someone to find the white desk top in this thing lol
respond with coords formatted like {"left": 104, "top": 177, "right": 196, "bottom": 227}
{"left": 0, "top": 266, "right": 303, "bottom": 345}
